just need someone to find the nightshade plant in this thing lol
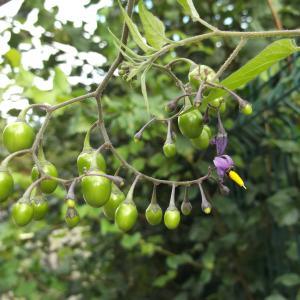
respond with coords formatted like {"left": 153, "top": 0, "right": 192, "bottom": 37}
{"left": 1, "top": 0, "right": 300, "bottom": 231}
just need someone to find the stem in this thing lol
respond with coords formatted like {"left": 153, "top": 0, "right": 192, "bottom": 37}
{"left": 150, "top": 184, "right": 157, "bottom": 205}
{"left": 183, "top": 186, "right": 188, "bottom": 203}
{"left": 134, "top": 117, "right": 157, "bottom": 140}
{"left": 196, "top": 17, "right": 219, "bottom": 32}
{"left": 50, "top": 92, "right": 95, "bottom": 112}
{"left": 168, "top": 184, "right": 176, "bottom": 208}
{"left": 94, "top": 0, "right": 135, "bottom": 99}
{"left": 1, "top": 149, "right": 31, "bottom": 169}
{"left": 214, "top": 38, "right": 247, "bottom": 80}
{"left": 23, "top": 177, "right": 45, "bottom": 200}
{"left": 110, "top": 144, "right": 211, "bottom": 186}
{"left": 165, "top": 58, "right": 194, "bottom": 68}
{"left": 267, "top": 0, "right": 283, "bottom": 30}
{"left": 125, "top": 174, "right": 141, "bottom": 203}
{"left": 31, "top": 112, "right": 52, "bottom": 174}
{"left": 194, "top": 80, "right": 206, "bottom": 107}
{"left": 66, "top": 179, "right": 77, "bottom": 200}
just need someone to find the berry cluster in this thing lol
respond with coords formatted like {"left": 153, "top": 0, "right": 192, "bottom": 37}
{"left": 0, "top": 61, "right": 252, "bottom": 231}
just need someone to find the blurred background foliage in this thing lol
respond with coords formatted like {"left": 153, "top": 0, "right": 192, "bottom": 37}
{"left": 0, "top": 0, "right": 300, "bottom": 299}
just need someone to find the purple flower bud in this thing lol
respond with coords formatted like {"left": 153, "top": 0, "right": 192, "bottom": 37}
{"left": 219, "top": 183, "right": 230, "bottom": 195}
{"left": 213, "top": 133, "right": 228, "bottom": 156}
{"left": 213, "top": 155, "right": 234, "bottom": 178}
{"left": 211, "top": 112, "right": 228, "bottom": 155}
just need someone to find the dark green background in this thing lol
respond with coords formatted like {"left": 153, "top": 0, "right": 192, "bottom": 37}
{"left": 0, "top": 0, "right": 300, "bottom": 299}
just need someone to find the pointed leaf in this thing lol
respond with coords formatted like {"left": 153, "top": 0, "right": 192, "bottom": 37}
{"left": 53, "top": 67, "right": 71, "bottom": 94}
{"left": 138, "top": 1, "right": 168, "bottom": 49}
{"left": 108, "top": 28, "right": 149, "bottom": 61}
{"left": 118, "top": 0, "right": 155, "bottom": 53}
{"left": 276, "top": 273, "right": 300, "bottom": 287}
{"left": 205, "top": 39, "right": 300, "bottom": 104}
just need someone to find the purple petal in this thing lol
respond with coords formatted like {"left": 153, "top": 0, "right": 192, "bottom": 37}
{"left": 213, "top": 155, "right": 234, "bottom": 178}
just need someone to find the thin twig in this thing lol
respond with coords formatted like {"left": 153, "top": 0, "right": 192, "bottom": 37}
{"left": 214, "top": 38, "right": 248, "bottom": 80}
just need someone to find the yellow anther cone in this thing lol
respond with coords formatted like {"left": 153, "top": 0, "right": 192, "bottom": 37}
{"left": 228, "top": 170, "right": 246, "bottom": 189}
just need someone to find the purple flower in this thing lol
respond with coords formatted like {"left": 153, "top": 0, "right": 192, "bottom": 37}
{"left": 212, "top": 133, "right": 228, "bottom": 156}
{"left": 213, "top": 155, "right": 234, "bottom": 178}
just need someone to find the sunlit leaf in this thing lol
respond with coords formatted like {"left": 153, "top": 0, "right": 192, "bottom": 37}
{"left": 53, "top": 67, "right": 71, "bottom": 94}
{"left": 5, "top": 48, "right": 21, "bottom": 67}
{"left": 138, "top": 0, "right": 169, "bottom": 49}
{"left": 118, "top": 0, "right": 155, "bottom": 53}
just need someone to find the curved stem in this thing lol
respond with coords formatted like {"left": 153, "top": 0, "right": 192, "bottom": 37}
{"left": 23, "top": 177, "right": 45, "bottom": 200}
{"left": 1, "top": 149, "right": 31, "bottom": 168}
{"left": 66, "top": 179, "right": 77, "bottom": 200}
{"left": 125, "top": 174, "right": 141, "bottom": 203}
{"left": 109, "top": 143, "right": 211, "bottom": 186}
{"left": 214, "top": 38, "right": 247, "bottom": 80}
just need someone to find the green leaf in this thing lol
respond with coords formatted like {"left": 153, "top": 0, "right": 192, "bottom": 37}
{"left": 153, "top": 270, "right": 177, "bottom": 287}
{"left": 24, "top": 86, "right": 57, "bottom": 104}
{"left": 121, "top": 233, "right": 141, "bottom": 249}
{"left": 53, "top": 67, "right": 71, "bottom": 94}
{"left": 166, "top": 253, "right": 193, "bottom": 269}
{"left": 138, "top": 0, "right": 168, "bottom": 49}
{"left": 280, "top": 208, "right": 299, "bottom": 226}
{"left": 205, "top": 39, "right": 300, "bottom": 104}
{"left": 275, "top": 273, "right": 300, "bottom": 287}
{"left": 177, "top": 0, "right": 200, "bottom": 22}
{"left": 15, "top": 67, "right": 34, "bottom": 87}
{"left": 265, "top": 293, "right": 287, "bottom": 300}
{"left": 100, "top": 218, "right": 119, "bottom": 235}
{"left": 5, "top": 48, "right": 21, "bottom": 67}
{"left": 118, "top": 0, "right": 155, "bottom": 53}
{"left": 109, "top": 28, "right": 149, "bottom": 61}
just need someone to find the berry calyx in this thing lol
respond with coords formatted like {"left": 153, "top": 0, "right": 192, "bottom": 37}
{"left": 65, "top": 207, "right": 80, "bottom": 228}
{"left": 32, "top": 195, "right": 49, "bottom": 220}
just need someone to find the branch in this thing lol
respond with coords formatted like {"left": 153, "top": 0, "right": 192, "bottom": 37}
{"left": 214, "top": 38, "right": 247, "bottom": 80}
{"left": 267, "top": 0, "right": 283, "bottom": 30}
{"left": 94, "top": 0, "right": 135, "bottom": 99}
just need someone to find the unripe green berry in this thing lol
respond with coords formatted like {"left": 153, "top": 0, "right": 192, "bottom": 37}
{"left": 241, "top": 104, "right": 253, "bottom": 115}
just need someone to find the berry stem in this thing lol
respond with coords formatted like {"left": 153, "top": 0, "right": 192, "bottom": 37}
{"left": 66, "top": 179, "right": 77, "bottom": 200}
{"left": 125, "top": 174, "right": 141, "bottom": 204}
{"left": 165, "top": 120, "right": 173, "bottom": 145}
{"left": 168, "top": 184, "right": 176, "bottom": 209}
{"left": 150, "top": 184, "right": 158, "bottom": 205}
